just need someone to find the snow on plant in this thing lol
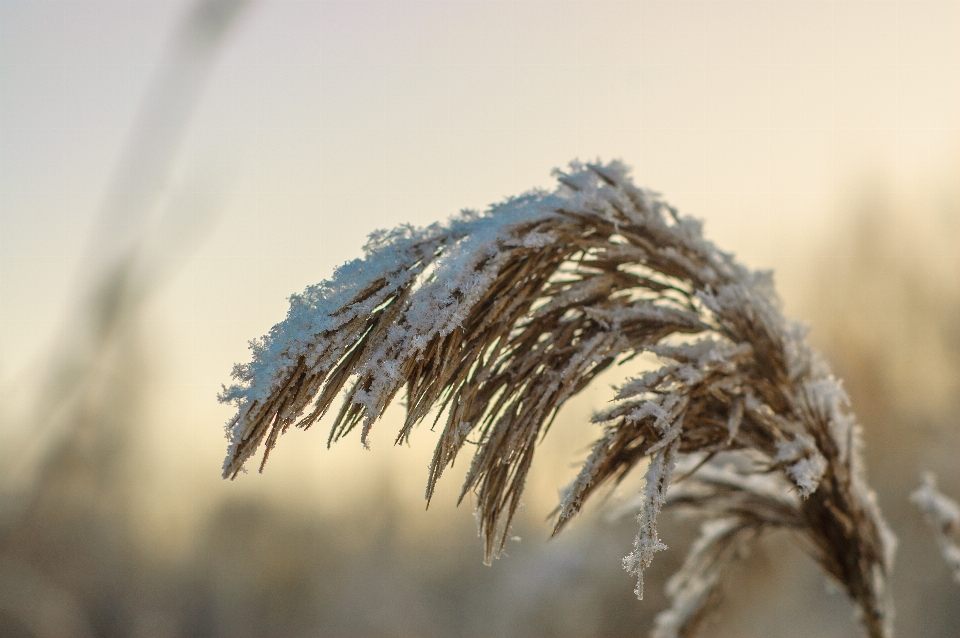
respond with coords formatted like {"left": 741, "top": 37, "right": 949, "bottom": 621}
{"left": 911, "top": 473, "right": 960, "bottom": 584}
{"left": 220, "top": 161, "right": 895, "bottom": 637}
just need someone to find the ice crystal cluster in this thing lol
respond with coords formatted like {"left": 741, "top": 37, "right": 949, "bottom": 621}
{"left": 220, "top": 161, "right": 895, "bottom": 637}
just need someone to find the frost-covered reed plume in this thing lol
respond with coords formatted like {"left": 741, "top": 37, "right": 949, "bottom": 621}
{"left": 220, "top": 161, "right": 895, "bottom": 637}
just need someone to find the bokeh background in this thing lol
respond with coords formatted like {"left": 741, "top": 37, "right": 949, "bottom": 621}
{"left": 1, "top": 1, "right": 959, "bottom": 636}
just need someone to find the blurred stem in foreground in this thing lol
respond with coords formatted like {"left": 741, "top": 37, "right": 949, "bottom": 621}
{"left": 0, "top": 2, "right": 249, "bottom": 636}
{"left": 5, "top": 0, "right": 248, "bottom": 504}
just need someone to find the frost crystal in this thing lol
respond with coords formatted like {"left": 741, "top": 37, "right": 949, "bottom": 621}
{"left": 776, "top": 434, "right": 828, "bottom": 497}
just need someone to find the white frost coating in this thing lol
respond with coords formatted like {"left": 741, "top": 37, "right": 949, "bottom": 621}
{"left": 614, "top": 458, "right": 801, "bottom": 528}
{"left": 587, "top": 303, "right": 704, "bottom": 331}
{"left": 776, "top": 433, "right": 827, "bottom": 497}
{"left": 912, "top": 474, "right": 960, "bottom": 531}
{"left": 615, "top": 366, "right": 679, "bottom": 401}
{"left": 221, "top": 162, "right": 637, "bottom": 433}
{"left": 785, "top": 454, "right": 828, "bottom": 498}
{"left": 219, "top": 181, "right": 584, "bottom": 462}
{"left": 679, "top": 458, "right": 801, "bottom": 508}
{"left": 349, "top": 242, "right": 515, "bottom": 444}
{"left": 623, "top": 440, "right": 680, "bottom": 599}
{"left": 911, "top": 473, "right": 960, "bottom": 583}
{"left": 805, "top": 377, "right": 855, "bottom": 463}
{"left": 534, "top": 276, "right": 624, "bottom": 320}
{"left": 614, "top": 338, "right": 749, "bottom": 402}
{"left": 556, "top": 430, "right": 611, "bottom": 523}
{"left": 519, "top": 229, "right": 558, "bottom": 248}
{"left": 628, "top": 401, "right": 669, "bottom": 428}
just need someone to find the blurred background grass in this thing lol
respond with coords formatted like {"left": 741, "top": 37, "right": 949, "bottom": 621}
{"left": 1, "top": 1, "right": 958, "bottom": 636}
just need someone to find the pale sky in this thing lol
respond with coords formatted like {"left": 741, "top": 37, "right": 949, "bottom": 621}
{"left": 2, "top": 0, "right": 959, "bottom": 529}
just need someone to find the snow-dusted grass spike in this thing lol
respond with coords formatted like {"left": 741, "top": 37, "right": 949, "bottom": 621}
{"left": 220, "top": 161, "right": 894, "bottom": 637}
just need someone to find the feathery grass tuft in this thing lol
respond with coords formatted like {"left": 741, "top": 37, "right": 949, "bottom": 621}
{"left": 220, "top": 161, "right": 895, "bottom": 637}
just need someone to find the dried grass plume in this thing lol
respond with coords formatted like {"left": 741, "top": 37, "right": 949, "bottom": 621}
{"left": 220, "top": 161, "right": 896, "bottom": 637}
{"left": 912, "top": 473, "right": 960, "bottom": 584}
